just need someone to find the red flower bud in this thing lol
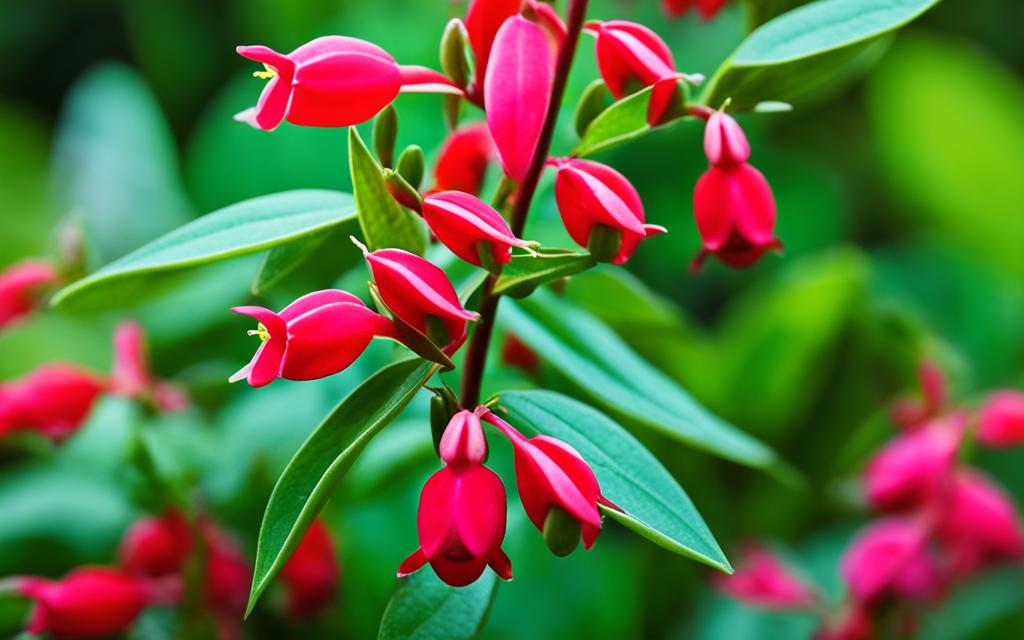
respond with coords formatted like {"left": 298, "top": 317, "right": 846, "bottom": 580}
{"left": 231, "top": 289, "right": 396, "bottom": 388}
{"left": 201, "top": 521, "right": 252, "bottom": 617}
{"left": 0, "top": 363, "right": 106, "bottom": 442}
{"left": 279, "top": 519, "right": 338, "bottom": 619}
{"left": 938, "top": 469, "right": 1024, "bottom": 563}
{"left": 977, "top": 390, "right": 1024, "bottom": 448}
{"left": 16, "top": 567, "right": 149, "bottom": 638}
{"left": 840, "top": 517, "right": 941, "bottom": 604}
{"left": 0, "top": 259, "right": 59, "bottom": 331}
{"left": 399, "top": 412, "right": 510, "bottom": 587}
{"left": 464, "top": 0, "right": 524, "bottom": 97}
{"left": 662, "top": 0, "right": 730, "bottom": 20}
{"left": 692, "top": 163, "right": 780, "bottom": 271}
{"left": 111, "top": 321, "right": 189, "bottom": 413}
{"left": 119, "top": 510, "right": 193, "bottom": 578}
{"left": 433, "top": 123, "right": 495, "bottom": 196}
{"left": 422, "top": 191, "right": 534, "bottom": 268}
{"left": 551, "top": 158, "right": 665, "bottom": 264}
{"left": 363, "top": 249, "right": 479, "bottom": 355}
{"left": 236, "top": 36, "right": 459, "bottom": 131}
{"left": 714, "top": 544, "right": 818, "bottom": 610}
{"left": 501, "top": 333, "right": 540, "bottom": 375}
{"left": 704, "top": 111, "right": 750, "bottom": 167}
{"left": 864, "top": 417, "right": 962, "bottom": 511}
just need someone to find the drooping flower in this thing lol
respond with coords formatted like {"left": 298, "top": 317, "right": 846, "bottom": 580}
{"left": 714, "top": 544, "right": 818, "bottom": 610}
{"left": 0, "top": 363, "right": 106, "bottom": 442}
{"left": 110, "top": 321, "right": 189, "bottom": 412}
{"left": 236, "top": 36, "right": 460, "bottom": 131}
{"left": 119, "top": 509, "right": 193, "bottom": 578}
{"left": 15, "top": 567, "right": 150, "bottom": 638}
{"left": 662, "top": 0, "right": 730, "bottom": 20}
{"left": 422, "top": 191, "right": 535, "bottom": 269}
{"left": 0, "top": 259, "right": 60, "bottom": 331}
{"left": 864, "top": 417, "right": 963, "bottom": 511}
{"left": 432, "top": 123, "right": 495, "bottom": 196}
{"left": 279, "top": 519, "right": 338, "bottom": 619}
{"left": 551, "top": 158, "right": 665, "bottom": 264}
{"left": 977, "top": 389, "right": 1024, "bottom": 448}
{"left": 840, "top": 517, "right": 942, "bottom": 604}
{"left": 480, "top": 409, "right": 608, "bottom": 554}
{"left": 937, "top": 469, "right": 1024, "bottom": 565}
{"left": 398, "top": 410, "right": 512, "bottom": 587}
{"left": 231, "top": 289, "right": 396, "bottom": 388}
{"left": 362, "top": 248, "right": 479, "bottom": 355}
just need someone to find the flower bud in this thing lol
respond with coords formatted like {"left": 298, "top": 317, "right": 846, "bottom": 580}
{"left": 464, "top": 0, "right": 524, "bottom": 98}
{"left": 433, "top": 123, "right": 494, "bottom": 196}
{"left": 373, "top": 105, "right": 399, "bottom": 168}
{"left": 440, "top": 18, "right": 471, "bottom": 89}
{"left": 551, "top": 158, "right": 665, "bottom": 264}
{"left": 231, "top": 289, "right": 396, "bottom": 387}
{"left": 692, "top": 164, "right": 781, "bottom": 271}
{"left": 396, "top": 144, "right": 426, "bottom": 190}
{"left": 938, "top": 469, "right": 1024, "bottom": 562}
{"left": 0, "top": 259, "right": 60, "bottom": 331}
{"left": 977, "top": 390, "right": 1024, "bottom": 448}
{"left": 714, "top": 545, "right": 818, "bottom": 610}
{"left": 422, "top": 191, "right": 534, "bottom": 269}
{"left": 864, "top": 417, "right": 962, "bottom": 511}
{"left": 0, "top": 363, "right": 106, "bottom": 442}
{"left": 119, "top": 510, "right": 193, "bottom": 578}
{"left": 384, "top": 168, "right": 424, "bottom": 213}
{"left": 439, "top": 410, "right": 488, "bottom": 467}
{"left": 279, "top": 519, "right": 338, "bottom": 619}
{"left": 840, "top": 517, "right": 941, "bottom": 604}
{"left": 16, "top": 567, "right": 149, "bottom": 638}
{"left": 704, "top": 111, "right": 750, "bottom": 167}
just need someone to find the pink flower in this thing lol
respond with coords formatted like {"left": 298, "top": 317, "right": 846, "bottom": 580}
{"left": 890, "top": 358, "right": 948, "bottom": 430}
{"left": 692, "top": 113, "right": 781, "bottom": 271}
{"left": 662, "top": 0, "right": 730, "bottom": 20}
{"left": 279, "top": 519, "right": 338, "bottom": 619}
{"left": 236, "top": 36, "right": 459, "bottom": 131}
{"left": 432, "top": 123, "right": 494, "bottom": 196}
{"left": 714, "top": 545, "right": 817, "bottom": 610}
{"left": 119, "top": 510, "right": 193, "bottom": 578}
{"left": 551, "top": 158, "right": 665, "bottom": 264}
{"left": 201, "top": 521, "right": 252, "bottom": 617}
{"left": 0, "top": 363, "right": 106, "bottom": 442}
{"left": 398, "top": 410, "right": 512, "bottom": 587}
{"left": 231, "top": 289, "right": 396, "bottom": 388}
{"left": 977, "top": 390, "right": 1024, "bottom": 448}
{"left": 363, "top": 249, "right": 479, "bottom": 355}
{"left": 840, "top": 517, "right": 942, "bottom": 604}
{"left": 481, "top": 409, "right": 608, "bottom": 553}
{"left": 864, "top": 417, "right": 962, "bottom": 511}
{"left": 464, "top": 0, "right": 524, "bottom": 99}
{"left": 938, "top": 469, "right": 1024, "bottom": 564}
{"left": 485, "top": 15, "right": 553, "bottom": 182}
{"left": 422, "top": 191, "right": 535, "bottom": 268}
{"left": 15, "top": 567, "right": 150, "bottom": 638}
{"left": 0, "top": 259, "right": 59, "bottom": 330}
{"left": 110, "top": 321, "right": 189, "bottom": 412}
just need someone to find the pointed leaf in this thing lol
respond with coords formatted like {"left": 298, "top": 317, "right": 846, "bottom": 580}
{"left": 379, "top": 568, "right": 497, "bottom": 640}
{"left": 499, "top": 390, "right": 730, "bottom": 572}
{"left": 250, "top": 230, "right": 331, "bottom": 295}
{"left": 246, "top": 359, "right": 439, "bottom": 615}
{"left": 492, "top": 249, "right": 597, "bottom": 298}
{"left": 574, "top": 86, "right": 654, "bottom": 157}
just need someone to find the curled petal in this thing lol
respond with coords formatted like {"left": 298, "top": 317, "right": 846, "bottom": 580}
{"left": 423, "top": 191, "right": 532, "bottom": 266}
{"left": 398, "top": 65, "right": 464, "bottom": 95}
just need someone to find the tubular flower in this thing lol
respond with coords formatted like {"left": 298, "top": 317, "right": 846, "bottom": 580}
{"left": 977, "top": 389, "right": 1024, "bottom": 448}
{"left": 15, "top": 568, "right": 150, "bottom": 638}
{"left": 0, "top": 363, "right": 106, "bottom": 442}
{"left": 864, "top": 417, "right": 963, "bottom": 511}
{"left": 662, "top": 0, "right": 730, "bottom": 20}
{"left": 481, "top": 409, "right": 609, "bottom": 555}
{"left": 714, "top": 545, "right": 818, "bottom": 610}
{"left": 398, "top": 410, "right": 512, "bottom": 587}
{"left": 551, "top": 158, "right": 665, "bottom": 264}
{"left": 937, "top": 469, "right": 1024, "bottom": 564}
{"left": 119, "top": 510, "right": 193, "bottom": 578}
{"left": 422, "top": 191, "right": 535, "bottom": 268}
{"left": 231, "top": 289, "right": 396, "bottom": 388}
{"left": 363, "top": 248, "right": 479, "bottom": 355}
{"left": 279, "top": 519, "right": 338, "bottom": 619}
{"left": 692, "top": 111, "right": 781, "bottom": 272}
{"left": 0, "top": 259, "right": 60, "bottom": 331}
{"left": 432, "top": 123, "right": 495, "bottom": 196}
{"left": 236, "top": 36, "right": 459, "bottom": 131}
{"left": 840, "top": 517, "right": 942, "bottom": 605}
{"left": 110, "top": 321, "right": 189, "bottom": 412}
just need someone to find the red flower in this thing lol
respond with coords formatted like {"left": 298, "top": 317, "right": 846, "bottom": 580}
{"left": 363, "top": 248, "right": 479, "bottom": 355}
{"left": 840, "top": 517, "right": 941, "bottom": 605}
{"left": 464, "top": 0, "right": 524, "bottom": 98}
{"left": 551, "top": 158, "right": 665, "bottom": 264}
{"left": 937, "top": 469, "right": 1024, "bottom": 566}
{"left": 201, "top": 521, "right": 252, "bottom": 617}
{"left": 0, "top": 363, "right": 106, "bottom": 442}
{"left": 977, "top": 389, "right": 1024, "bottom": 448}
{"left": 236, "top": 36, "right": 459, "bottom": 131}
{"left": 715, "top": 544, "right": 818, "bottom": 610}
{"left": 864, "top": 417, "right": 962, "bottom": 511}
{"left": 279, "top": 519, "right": 338, "bottom": 619}
{"left": 432, "top": 123, "right": 495, "bottom": 196}
{"left": 501, "top": 333, "right": 540, "bottom": 375}
{"left": 110, "top": 321, "right": 189, "bottom": 412}
{"left": 231, "top": 289, "right": 396, "bottom": 388}
{"left": 422, "top": 191, "right": 535, "bottom": 268}
{"left": 119, "top": 509, "right": 193, "bottom": 578}
{"left": 16, "top": 567, "right": 149, "bottom": 638}
{"left": 398, "top": 410, "right": 512, "bottom": 587}
{"left": 662, "top": 0, "right": 730, "bottom": 20}
{"left": 0, "top": 259, "right": 59, "bottom": 331}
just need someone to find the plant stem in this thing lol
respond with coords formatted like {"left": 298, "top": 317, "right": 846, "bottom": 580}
{"left": 459, "top": 0, "right": 589, "bottom": 409}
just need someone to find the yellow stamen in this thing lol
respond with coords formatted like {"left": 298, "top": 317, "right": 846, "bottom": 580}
{"left": 253, "top": 64, "right": 276, "bottom": 80}
{"left": 247, "top": 323, "right": 271, "bottom": 342}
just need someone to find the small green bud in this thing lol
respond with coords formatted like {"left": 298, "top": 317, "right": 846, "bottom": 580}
{"left": 396, "top": 145, "right": 425, "bottom": 190}
{"left": 440, "top": 19, "right": 470, "bottom": 89}
{"left": 543, "top": 507, "right": 581, "bottom": 557}
{"left": 383, "top": 168, "right": 423, "bottom": 213}
{"left": 475, "top": 241, "right": 502, "bottom": 276}
{"left": 443, "top": 93, "right": 462, "bottom": 131}
{"left": 574, "top": 80, "right": 611, "bottom": 138}
{"left": 587, "top": 224, "right": 622, "bottom": 263}
{"left": 373, "top": 105, "right": 399, "bottom": 168}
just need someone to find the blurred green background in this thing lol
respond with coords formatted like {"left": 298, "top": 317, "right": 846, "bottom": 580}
{"left": 1, "top": 0, "right": 1023, "bottom": 637}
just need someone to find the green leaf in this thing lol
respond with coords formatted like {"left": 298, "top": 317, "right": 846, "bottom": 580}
{"left": 492, "top": 250, "right": 597, "bottom": 298}
{"left": 500, "top": 290, "right": 789, "bottom": 476}
{"left": 246, "top": 358, "right": 439, "bottom": 616}
{"left": 349, "top": 127, "right": 426, "bottom": 255}
{"left": 703, "top": 0, "right": 942, "bottom": 110}
{"left": 378, "top": 569, "right": 497, "bottom": 640}
{"left": 499, "top": 390, "right": 731, "bottom": 572}
{"left": 574, "top": 86, "right": 654, "bottom": 157}
{"left": 250, "top": 230, "right": 331, "bottom": 296}
{"left": 51, "top": 189, "right": 356, "bottom": 311}
{"left": 573, "top": 79, "right": 612, "bottom": 138}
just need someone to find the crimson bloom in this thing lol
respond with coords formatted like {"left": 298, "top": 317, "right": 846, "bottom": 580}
{"left": 0, "top": 259, "right": 59, "bottom": 331}
{"left": 551, "top": 158, "right": 665, "bottom": 264}
{"left": 15, "top": 567, "right": 150, "bottom": 638}
{"left": 692, "top": 111, "right": 781, "bottom": 271}
{"left": 662, "top": 0, "right": 730, "bottom": 20}
{"left": 119, "top": 509, "right": 193, "bottom": 578}
{"left": 432, "top": 123, "right": 494, "bottom": 196}
{"left": 481, "top": 409, "right": 608, "bottom": 554}
{"left": 236, "top": 36, "right": 459, "bottom": 131}
{"left": 110, "top": 321, "right": 189, "bottom": 412}
{"left": 714, "top": 545, "right": 818, "bottom": 610}
{"left": 864, "top": 417, "right": 962, "bottom": 511}
{"left": 201, "top": 521, "right": 252, "bottom": 618}
{"left": 398, "top": 410, "right": 512, "bottom": 587}
{"left": 840, "top": 517, "right": 942, "bottom": 605}
{"left": 422, "top": 191, "right": 535, "bottom": 269}
{"left": 937, "top": 469, "right": 1024, "bottom": 565}
{"left": 231, "top": 289, "right": 396, "bottom": 388}
{"left": 363, "top": 248, "right": 479, "bottom": 355}
{"left": 464, "top": 0, "right": 523, "bottom": 98}
{"left": 279, "top": 519, "right": 338, "bottom": 619}
{"left": 977, "top": 389, "right": 1024, "bottom": 448}
{"left": 0, "top": 363, "right": 106, "bottom": 442}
